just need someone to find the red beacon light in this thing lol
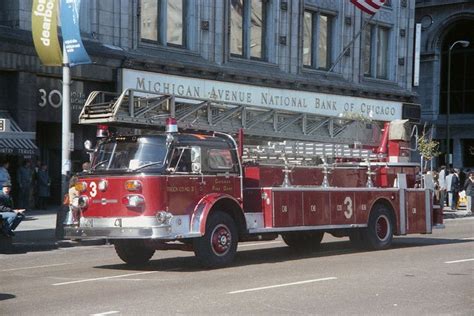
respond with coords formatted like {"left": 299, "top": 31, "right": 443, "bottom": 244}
{"left": 166, "top": 117, "right": 178, "bottom": 133}
{"left": 97, "top": 124, "right": 109, "bottom": 138}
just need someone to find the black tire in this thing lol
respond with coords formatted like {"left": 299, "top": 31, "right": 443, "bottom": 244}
{"left": 282, "top": 231, "right": 324, "bottom": 251}
{"left": 114, "top": 239, "right": 155, "bottom": 265}
{"left": 193, "top": 212, "right": 238, "bottom": 268}
{"left": 363, "top": 205, "right": 394, "bottom": 250}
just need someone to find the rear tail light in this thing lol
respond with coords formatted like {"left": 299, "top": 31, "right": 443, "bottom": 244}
{"left": 125, "top": 180, "right": 142, "bottom": 191}
{"left": 122, "top": 194, "right": 145, "bottom": 208}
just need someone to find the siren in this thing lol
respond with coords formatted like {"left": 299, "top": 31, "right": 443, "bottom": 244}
{"left": 96, "top": 124, "right": 109, "bottom": 138}
{"left": 166, "top": 117, "right": 178, "bottom": 133}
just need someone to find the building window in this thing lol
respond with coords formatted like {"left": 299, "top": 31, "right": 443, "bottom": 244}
{"left": 463, "top": 139, "right": 474, "bottom": 167}
{"left": 303, "top": 10, "right": 333, "bottom": 70}
{"left": 439, "top": 20, "right": 473, "bottom": 114}
{"left": 363, "top": 24, "right": 390, "bottom": 79}
{"left": 230, "top": 0, "right": 267, "bottom": 60}
{"left": 140, "top": 0, "right": 186, "bottom": 47}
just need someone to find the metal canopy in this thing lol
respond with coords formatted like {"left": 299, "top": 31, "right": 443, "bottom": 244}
{"left": 79, "top": 89, "right": 381, "bottom": 145}
{"left": 0, "top": 111, "right": 38, "bottom": 157}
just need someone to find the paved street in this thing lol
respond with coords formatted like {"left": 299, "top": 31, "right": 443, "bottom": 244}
{"left": 1, "top": 217, "right": 473, "bottom": 315}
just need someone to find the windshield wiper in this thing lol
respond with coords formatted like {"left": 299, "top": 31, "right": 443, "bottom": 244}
{"left": 132, "top": 161, "right": 163, "bottom": 171}
{"left": 92, "top": 160, "right": 110, "bottom": 169}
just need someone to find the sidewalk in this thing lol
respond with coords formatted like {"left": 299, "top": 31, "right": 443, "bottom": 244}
{"left": 441, "top": 205, "right": 473, "bottom": 219}
{"left": 1, "top": 206, "right": 106, "bottom": 252}
{"left": 1, "top": 204, "right": 472, "bottom": 253}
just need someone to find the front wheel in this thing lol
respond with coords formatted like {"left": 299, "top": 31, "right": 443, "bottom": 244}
{"left": 193, "top": 212, "right": 238, "bottom": 268}
{"left": 114, "top": 239, "right": 155, "bottom": 265}
{"left": 364, "top": 205, "right": 394, "bottom": 250}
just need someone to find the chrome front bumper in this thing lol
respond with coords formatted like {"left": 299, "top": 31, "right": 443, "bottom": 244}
{"left": 64, "top": 215, "right": 200, "bottom": 240}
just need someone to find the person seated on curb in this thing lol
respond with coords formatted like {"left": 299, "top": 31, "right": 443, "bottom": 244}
{"left": 0, "top": 181, "right": 25, "bottom": 237}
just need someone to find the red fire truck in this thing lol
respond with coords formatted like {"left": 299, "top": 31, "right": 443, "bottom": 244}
{"left": 65, "top": 89, "right": 442, "bottom": 268}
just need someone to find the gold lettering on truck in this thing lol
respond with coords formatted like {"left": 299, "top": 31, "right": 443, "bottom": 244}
{"left": 167, "top": 186, "right": 195, "bottom": 193}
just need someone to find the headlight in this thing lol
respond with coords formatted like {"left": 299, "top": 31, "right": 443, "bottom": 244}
{"left": 78, "top": 196, "right": 89, "bottom": 208}
{"left": 122, "top": 194, "right": 145, "bottom": 208}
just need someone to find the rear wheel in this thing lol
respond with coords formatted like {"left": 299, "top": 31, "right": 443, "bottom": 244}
{"left": 193, "top": 212, "right": 238, "bottom": 268}
{"left": 114, "top": 239, "right": 155, "bottom": 265}
{"left": 364, "top": 205, "right": 394, "bottom": 250}
{"left": 282, "top": 231, "right": 324, "bottom": 251}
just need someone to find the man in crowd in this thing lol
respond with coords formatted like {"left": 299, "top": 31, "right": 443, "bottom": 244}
{"left": 17, "top": 160, "right": 33, "bottom": 209}
{"left": 438, "top": 165, "right": 447, "bottom": 207}
{"left": 464, "top": 172, "right": 474, "bottom": 213}
{"left": 0, "top": 160, "right": 10, "bottom": 187}
{"left": 0, "top": 181, "right": 25, "bottom": 237}
{"left": 446, "top": 169, "right": 453, "bottom": 209}
{"left": 450, "top": 169, "right": 461, "bottom": 211}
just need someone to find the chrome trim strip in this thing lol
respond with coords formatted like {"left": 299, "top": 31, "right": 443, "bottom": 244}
{"left": 272, "top": 190, "right": 275, "bottom": 227}
{"left": 399, "top": 189, "right": 406, "bottom": 235}
{"left": 79, "top": 216, "right": 160, "bottom": 227}
{"left": 425, "top": 189, "right": 432, "bottom": 233}
{"left": 191, "top": 204, "right": 206, "bottom": 234}
{"left": 248, "top": 223, "right": 367, "bottom": 234}
{"left": 257, "top": 187, "right": 400, "bottom": 192}
{"left": 64, "top": 226, "right": 200, "bottom": 240}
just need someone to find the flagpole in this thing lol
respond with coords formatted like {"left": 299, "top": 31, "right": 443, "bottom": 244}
{"left": 327, "top": 13, "right": 376, "bottom": 73}
{"left": 61, "top": 43, "right": 71, "bottom": 198}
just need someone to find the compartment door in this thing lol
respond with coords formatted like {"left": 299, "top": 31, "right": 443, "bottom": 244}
{"left": 303, "top": 191, "right": 330, "bottom": 226}
{"left": 272, "top": 191, "right": 303, "bottom": 227}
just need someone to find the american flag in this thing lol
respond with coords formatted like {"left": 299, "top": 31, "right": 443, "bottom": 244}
{"left": 350, "top": 0, "right": 386, "bottom": 15}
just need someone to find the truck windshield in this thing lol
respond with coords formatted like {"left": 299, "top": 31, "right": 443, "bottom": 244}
{"left": 92, "top": 136, "right": 168, "bottom": 171}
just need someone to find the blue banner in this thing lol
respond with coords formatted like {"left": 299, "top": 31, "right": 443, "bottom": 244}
{"left": 60, "top": 0, "right": 91, "bottom": 66}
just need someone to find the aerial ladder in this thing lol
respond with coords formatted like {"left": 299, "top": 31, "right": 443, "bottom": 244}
{"left": 79, "top": 89, "right": 382, "bottom": 145}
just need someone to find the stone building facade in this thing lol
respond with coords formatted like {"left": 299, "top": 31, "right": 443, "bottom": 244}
{"left": 0, "top": 0, "right": 418, "bottom": 202}
{"left": 415, "top": 0, "right": 474, "bottom": 169}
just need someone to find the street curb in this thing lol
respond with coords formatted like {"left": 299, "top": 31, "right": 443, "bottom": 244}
{"left": 0, "top": 238, "right": 107, "bottom": 253}
{"left": 443, "top": 212, "right": 473, "bottom": 219}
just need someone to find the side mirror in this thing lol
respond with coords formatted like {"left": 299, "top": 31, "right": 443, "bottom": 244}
{"left": 84, "top": 140, "right": 93, "bottom": 151}
{"left": 191, "top": 146, "right": 201, "bottom": 173}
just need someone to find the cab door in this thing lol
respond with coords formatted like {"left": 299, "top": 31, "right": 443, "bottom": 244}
{"left": 166, "top": 147, "right": 201, "bottom": 215}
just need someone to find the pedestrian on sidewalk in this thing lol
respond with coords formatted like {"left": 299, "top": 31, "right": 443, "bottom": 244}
{"left": 17, "top": 160, "right": 33, "bottom": 209}
{"left": 37, "top": 163, "right": 51, "bottom": 210}
{"left": 32, "top": 160, "right": 41, "bottom": 209}
{"left": 438, "top": 165, "right": 447, "bottom": 207}
{"left": 464, "top": 172, "right": 474, "bottom": 213}
{"left": 446, "top": 169, "right": 453, "bottom": 208}
{"left": 0, "top": 181, "right": 25, "bottom": 237}
{"left": 450, "top": 169, "right": 461, "bottom": 210}
{"left": 0, "top": 160, "right": 11, "bottom": 188}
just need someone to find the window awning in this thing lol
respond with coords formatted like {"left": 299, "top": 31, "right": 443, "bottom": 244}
{"left": 0, "top": 111, "right": 39, "bottom": 157}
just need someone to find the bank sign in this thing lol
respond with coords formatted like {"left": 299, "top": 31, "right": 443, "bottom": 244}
{"left": 121, "top": 69, "right": 403, "bottom": 121}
